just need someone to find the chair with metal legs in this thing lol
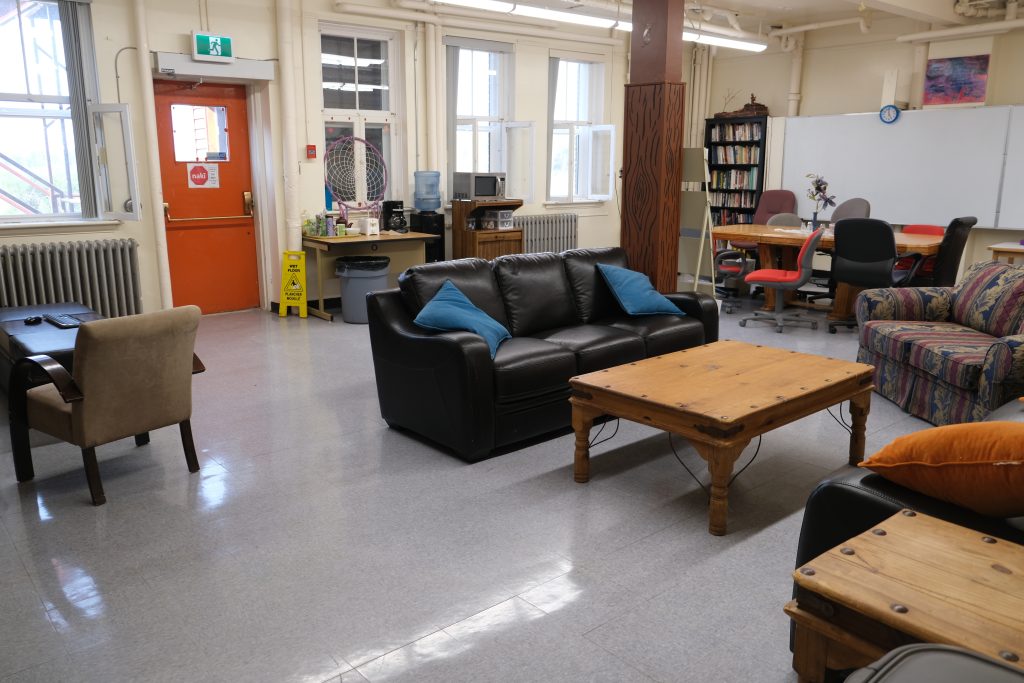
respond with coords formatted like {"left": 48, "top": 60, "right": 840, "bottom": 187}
{"left": 739, "top": 228, "right": 825, "bottom": 333}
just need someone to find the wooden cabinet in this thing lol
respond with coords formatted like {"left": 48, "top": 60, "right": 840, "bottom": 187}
{"left": 704, "top": 115, "right": 768, "bottom": 226}
{"left": 451, "top": 198, "right": 524, "bottom": 259}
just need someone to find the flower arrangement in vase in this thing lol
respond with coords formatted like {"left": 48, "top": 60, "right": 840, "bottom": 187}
{"left": 806, "top": 174, "right": 836, "bottom": 230}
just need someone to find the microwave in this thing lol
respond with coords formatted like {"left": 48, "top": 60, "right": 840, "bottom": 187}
{"left": 453, "top": 172, "right": 505, "bottom": 200}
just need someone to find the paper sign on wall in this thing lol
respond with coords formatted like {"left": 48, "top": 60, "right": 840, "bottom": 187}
{"left": 187, "top": 163, "right": 220, "bottom": 189}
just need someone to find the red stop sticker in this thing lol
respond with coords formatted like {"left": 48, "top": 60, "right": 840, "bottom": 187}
{"left": 190, "top": 166, "right": 208, "bottom": 185}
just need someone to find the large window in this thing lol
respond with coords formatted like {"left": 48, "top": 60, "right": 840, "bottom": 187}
{"left": 0, "top": 0, "right": 136, "bottom": 223}
{"left": 321, "top": 29, "right": 399, "bottom": 206}
{"left": 445, "top": 37, "right": 533, "bottom": 202}
{"left": 453, "top": 47, "right": 506, "bottom": 173}
{"left": 548, "top": 58, "right": 614, "bottom": 203}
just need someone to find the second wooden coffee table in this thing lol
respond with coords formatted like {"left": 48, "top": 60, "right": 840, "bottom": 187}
{"left": 570, "top": 340, "right": 874, "bottom": 535}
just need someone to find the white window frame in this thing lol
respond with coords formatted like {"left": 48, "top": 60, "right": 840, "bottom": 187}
{"left": 502, "top": 121, "right": 535, "bottom": 203}
{"left": 452, "top": 46, "right": 512, "bottom": 173}
{"left": 320, "top": 25, "right": 403, "bottom": 205}
{"left": 548, "top": 58, "right": 614, "bottom": 204}
{"left": 0, "top": 0, "right": 139, "bottom": 225}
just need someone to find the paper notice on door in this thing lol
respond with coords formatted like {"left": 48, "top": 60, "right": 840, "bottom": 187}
{"left": 187, "top": 163, "right": 221, "bottom": 189}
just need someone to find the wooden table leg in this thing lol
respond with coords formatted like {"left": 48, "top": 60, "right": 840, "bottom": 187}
{"left": 848, "top": 390, "right": 871, "bottom": 465}
{"left": 572, "top": 403, "right": 600, "bottom": 483}
{"left": 690, "top": 439, "right": 750, "bottom": 535}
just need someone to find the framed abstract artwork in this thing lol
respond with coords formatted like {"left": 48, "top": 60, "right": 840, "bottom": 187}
{"left": 923, "top": 55, "right": 990, "bottom": 106}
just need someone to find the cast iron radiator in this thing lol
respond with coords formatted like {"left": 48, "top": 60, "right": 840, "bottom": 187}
{"left": 0, "top": 239, "right": 142, "bottom": 316}
{"left": 516, "top": 213, "right": 578, "bottom": 253}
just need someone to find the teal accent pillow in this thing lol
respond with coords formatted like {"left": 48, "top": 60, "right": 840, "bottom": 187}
{"left": 414, "top": 280, "right": 511, "bottom": 358}
{"left": 596, "top": 263, "right": 684, "bottom": 316}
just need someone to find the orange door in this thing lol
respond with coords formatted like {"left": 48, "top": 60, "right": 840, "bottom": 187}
{"left": 154, "top": 81, "right": 259, "bottom": 313}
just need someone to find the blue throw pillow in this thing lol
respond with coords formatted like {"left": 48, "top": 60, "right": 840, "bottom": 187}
{"left": 596, "top": 263, "right": 684, "bottom": 316}
{"left": 414, "top": 280, "right": 511, "bottom": 358}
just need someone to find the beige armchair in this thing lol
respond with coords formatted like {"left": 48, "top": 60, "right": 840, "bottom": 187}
{"left": 9, "top": 306, "right": 204, "bottom": 505}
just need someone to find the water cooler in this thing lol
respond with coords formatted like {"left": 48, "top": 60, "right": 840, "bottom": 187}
{"left": 412, "top": 171, "right": 445, "bottom": 263}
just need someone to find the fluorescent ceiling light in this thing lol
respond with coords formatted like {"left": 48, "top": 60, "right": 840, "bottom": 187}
{"left": 434, "top": 0, "right": 513, "bottom": 11}
{"left": 683, "top": 30, "right": 767, "bottom": 52}
{"left": 510, "top": 4, "right": 616, "bottom": 28}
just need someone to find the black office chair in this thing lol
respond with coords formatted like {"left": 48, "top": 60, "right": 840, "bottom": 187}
{"left": 827, "top": 218, "right": 923, "bottom": 333}
{"left": 907, "top": 216, "right": 977, "bottom": 287}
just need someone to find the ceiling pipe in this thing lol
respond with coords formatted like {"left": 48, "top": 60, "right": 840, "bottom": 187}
{"left": 955, "top": 0, "right": 1009, "bottom": 18}
{"left": 897, "top": 16, "right": 1024, "bottom": 42}
{"left": 769, "top": 16, "right": 870, "bottom": 37}
{"left": 397, "top": 0, "right": 552, "bottom": 28}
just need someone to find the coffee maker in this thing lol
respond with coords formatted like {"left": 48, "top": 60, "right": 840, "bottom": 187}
{"left": 381, "top": 200, "right": 408, "bottom": 233}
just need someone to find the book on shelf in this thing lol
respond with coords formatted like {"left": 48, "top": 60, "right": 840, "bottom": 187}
{"left": 708, "top": 121, "right": 763, "bottom": 143}
{"left": 710, "top": 145, "right": 761, "bottom": 165}
{"left": 709, "top": 168, "right": 759, "bottom": 190}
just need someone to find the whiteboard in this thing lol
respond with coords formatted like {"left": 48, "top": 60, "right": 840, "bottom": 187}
{"left": 781, "top": 107, "right": 1011, "bottom": 227}
{"left": 998, "top": 107, "right": 1024, "bottom": 229}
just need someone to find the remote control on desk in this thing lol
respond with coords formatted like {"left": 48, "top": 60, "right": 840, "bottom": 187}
{"left": 43, "top": 313, "right": 82, "bottom": 329}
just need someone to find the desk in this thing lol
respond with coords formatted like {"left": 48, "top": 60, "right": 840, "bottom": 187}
{"left": 302, "top": 231, "right": 440, "bottom": 322}
{"left": 988, "top": 241, "right": 1024, "bottom": 264}
{"left": 712, "top": 225, "right": 943, "bottom": 321}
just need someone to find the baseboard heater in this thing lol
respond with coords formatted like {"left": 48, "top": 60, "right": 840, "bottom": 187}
{"left": 0, "top": 239, "right": 142, "bottom": 317}
{"left": 516, "top": 213, "right": 578, "bottom": 253}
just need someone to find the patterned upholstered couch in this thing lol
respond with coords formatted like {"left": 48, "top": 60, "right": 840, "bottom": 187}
{"left": 856, "top": 260, "right": 1024, "bottom": 425}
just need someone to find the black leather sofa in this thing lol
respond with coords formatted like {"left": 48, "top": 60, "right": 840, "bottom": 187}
{"left": 366, "top": 247, "right": 719, "bottom": 462}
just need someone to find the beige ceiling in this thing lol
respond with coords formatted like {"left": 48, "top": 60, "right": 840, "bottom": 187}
{"left": 709, "top": 0, "right": 871, "bottom": 26}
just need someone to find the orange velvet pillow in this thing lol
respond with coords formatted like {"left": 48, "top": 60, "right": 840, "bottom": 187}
{"left": 858, "top": 422, "right": 1024, "bottom": 517}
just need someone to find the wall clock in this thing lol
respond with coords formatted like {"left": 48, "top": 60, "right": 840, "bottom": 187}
{"left": 879, "top": 104, "right": 901, "bottom": 124}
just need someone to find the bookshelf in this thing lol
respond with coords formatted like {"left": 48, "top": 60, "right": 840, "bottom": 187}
{"left": 703, "top": 115, "right": 767, "bottom": 226}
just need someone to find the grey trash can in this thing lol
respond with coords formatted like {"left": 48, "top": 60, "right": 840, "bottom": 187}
{"left": 335, "top": 255, "right": 390, "bottom": 324}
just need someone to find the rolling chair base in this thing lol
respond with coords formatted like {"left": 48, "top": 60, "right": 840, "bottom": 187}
{"left": 828, "top": 319, "right": 859, "bottom": 334}
{"left": 739, "top": 308, "right": 818, "bottom": 333}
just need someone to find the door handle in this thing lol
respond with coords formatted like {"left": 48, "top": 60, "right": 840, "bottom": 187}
{"left": 163, "top": 193, "right": 255, "bottom": 223}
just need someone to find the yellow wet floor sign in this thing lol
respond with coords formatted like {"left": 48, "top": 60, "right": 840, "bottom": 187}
{"left": 279, "top": 251, "right": 308, "bottom": 318}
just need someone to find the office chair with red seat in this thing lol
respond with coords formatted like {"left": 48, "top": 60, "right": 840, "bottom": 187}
{"left": 738, "top": 228, "right": 824, "bottom": 333}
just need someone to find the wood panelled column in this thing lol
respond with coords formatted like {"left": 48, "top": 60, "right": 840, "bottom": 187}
{"left": 621, "top": 0, "right": 686, "bottom": 292}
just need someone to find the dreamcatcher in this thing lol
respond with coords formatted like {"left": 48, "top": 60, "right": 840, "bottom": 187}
{"left": 324, "top": 135, "right": 389, "bottom": 224}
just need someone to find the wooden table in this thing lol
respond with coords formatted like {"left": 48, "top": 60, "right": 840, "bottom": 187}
{"left": 988, "top": 241, "right": 1024, "bottom": 265}
{"left": 302, "top": 231, "right": 440, "bottom": 321}
{"left": 786, "top": 510, "right": 1024, "bottom": 683}
{"left": 712, "top": 224, "right": 944, "bottom": 321}
{"left": 570, "top": 340, "right": 874, "bottom": 535}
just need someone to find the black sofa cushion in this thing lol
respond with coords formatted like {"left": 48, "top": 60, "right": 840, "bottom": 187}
{"left": 602, "top": 314, "right": 706, "bottom": 357}
{"left": 562, "top": 247, "right": 629, "bottom": 323}
{"left": 493, "top": 252, "right": 579, "bottom": 336}
{"left": 532, "top": 324, "right": 646, "bottom": 374}
{"left": 399, "top": 258, "right": 509, "bottom": 329}
{"left": 492, "top": 337, "right": 577, "bottom": 404}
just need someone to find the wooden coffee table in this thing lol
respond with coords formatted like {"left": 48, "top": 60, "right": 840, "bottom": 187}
{"left": 786, "top": 511, "right": 1024, "bottom": 683}
{"left": 570, "top": 340, "right": 874, "bottom": 535}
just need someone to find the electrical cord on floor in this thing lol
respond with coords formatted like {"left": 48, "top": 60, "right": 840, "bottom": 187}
{"left": 826, "top": 401, "right": 853, "bottom": 435}
{"left": 588, "top": 418, "right": 620, "bottom": 449}
{"left": 668, "top": 433, "right": 763, "bottom": 500}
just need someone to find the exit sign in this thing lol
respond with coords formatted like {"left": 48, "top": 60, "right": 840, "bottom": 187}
{"left": 192, "top": 31, "right": 234, "bottom": 63}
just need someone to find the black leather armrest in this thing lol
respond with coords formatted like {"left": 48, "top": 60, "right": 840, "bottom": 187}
{"left": 664, "top": 291, "right": 719, "bottom": 343}
{"left": 367, "top": 289, "right": 496, "bottom": 460}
